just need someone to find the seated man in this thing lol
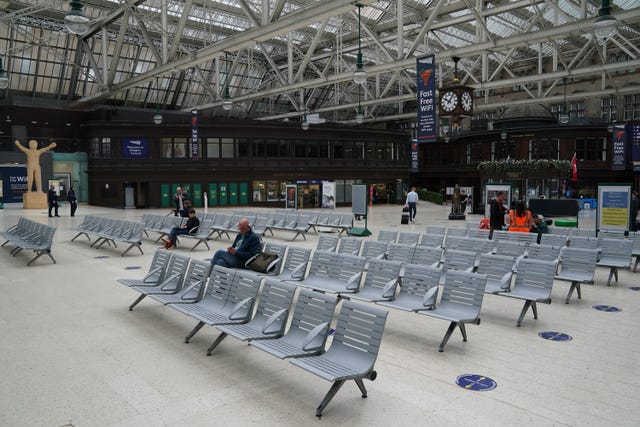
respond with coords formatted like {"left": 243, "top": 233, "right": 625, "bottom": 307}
{"left": 210, "top": 218, "right": 261, "bottom": 268}
{"left": 163, "top": 208, "right": 199, "bottom": 249}
{"left": 530, "top": 213, "right": 549, "bottom": 235}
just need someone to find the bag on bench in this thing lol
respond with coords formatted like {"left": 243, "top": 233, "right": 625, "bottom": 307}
{"left": 246, "top": 252, "right": 280, "bottom": 273}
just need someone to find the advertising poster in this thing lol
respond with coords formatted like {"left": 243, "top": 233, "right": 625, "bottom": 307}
{"left": 597, "top": 184, "right": 630, "bottom": 231}
{"left": 0, "top": 179, "right": 3, "bottom": 208}
{"left": 416, "top": 55, "right": 436, "bottom": 142}
{"left": 410, "top": 140, "right": 419, "bottom": 172}
{"left": 485, "top": 184, "right": 510, "bottom": 219}
{"left": 0, "top": 165, "right": 28, "bottom": 203}
{"left": 611, "top": 124, "right": 626, "bottom": 171}
{"left": 321, "top": 181, "right": 335, "bottom": 209}
{"left": 285, "top": 185, "right": 297, "bottom": 209}
{"left": 122, "top": 138, "right": 149, "bottom": 158}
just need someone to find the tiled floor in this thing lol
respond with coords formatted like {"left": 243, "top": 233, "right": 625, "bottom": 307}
{"left": 0, "top": 202, "right": 638, "bottom": 426}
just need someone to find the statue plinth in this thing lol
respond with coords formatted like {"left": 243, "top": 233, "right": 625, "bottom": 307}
{"left": 23, "top": 192, "right": 48, "bottom": 209}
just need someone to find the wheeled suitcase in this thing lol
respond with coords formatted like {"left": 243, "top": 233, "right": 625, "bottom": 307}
{"left": 401, "top": 213, "right": 409, "bottom": 224}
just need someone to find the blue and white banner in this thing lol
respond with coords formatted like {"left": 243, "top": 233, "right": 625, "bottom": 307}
{"left": 416, "top": 55, "right": 437, "bottom": 143}
{"left": 612, "top": 124, "right": 626, "bottom": 170}
{"left": 0, "top": 165, "right": 28, "bottom": 203}
{"left": 410, "top": 140, "right": 419, "bottom": 172}
{"left": 191, "top": 109, "right": 200, "bottom": 159}
{"left": 629, "top": 123, "right": 640, "bottom": 172}
{"left": 122, "top": 138, "right": 148, "bottom": 158}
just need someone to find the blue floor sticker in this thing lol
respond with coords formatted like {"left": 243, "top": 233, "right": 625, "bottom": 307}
{"left": 124, "top": 266, "right": 142, "bottom": 270}
{"left": 538, "top": 331, "right": 572, "bottom": 342}
{"left": 593, "top": 305, "right": 621, "bottom": 312}
{"left": 630, "top": 287, "right": 640, "bottom": 291}
{"left": 327, "top": 329, "right": 335, "bottom": 336}
{"left": 455, "top": 374, "right": 497, "bottom": 391}
{"left": 94, "top": 256, "right": 109, "bottom": 259}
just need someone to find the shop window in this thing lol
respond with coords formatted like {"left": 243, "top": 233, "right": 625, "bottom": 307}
{"left": 491, "top": 140, "right": 515, "bottom": 161}
{"left": 220, "top": 138, "right": 234, "bottom": 158}
{"left": 161, "top": 137, "right": 173, "bottom": 158}
{"left": 576, "top": 137, "right": 607, "bottom": 161}
{"left": 529, "top": 138, "right": 559, "bottom": 160}
{"left": 206, "top": 137, "right": 220, "bottom": 158}
{"left": 600, "top": 96, "right": 617, "bottom": 123}
{"left": 466, "top": 142, "right": 483, "bottom": 165}
{"left": 174, "top": 138, "right": 187, "bottom": 158}
{"left": 252, "top": 180, "right": 285, "bottom": 202}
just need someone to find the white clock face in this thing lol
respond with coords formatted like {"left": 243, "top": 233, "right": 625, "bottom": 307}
{"left": 440, "top": 91, "right": 458, "bottom": 113}
{"left": 461, "top": 91, "right": 473, "bottom": 112}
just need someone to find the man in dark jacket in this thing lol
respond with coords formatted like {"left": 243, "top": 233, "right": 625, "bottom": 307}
{"left": 48, "top": 184, "right": 59, "bottom": 217}
{"left": 489, "top": 191, "right": 506, "bottom": 238}
{"left": 163, "top": 208, "right": 199, "bottom": 249}
{"left": 210, "top": 218, "right": 261, "bottom": 268}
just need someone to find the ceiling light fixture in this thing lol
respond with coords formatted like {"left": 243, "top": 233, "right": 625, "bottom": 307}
{"left": 593, "top": 0, "right": 618, "bottom": 42}
{"left": 353, "top": 4, "right": 367, "bottom": 85}
{"left": 65, "top": 0, "right": 91, "bottom": 36}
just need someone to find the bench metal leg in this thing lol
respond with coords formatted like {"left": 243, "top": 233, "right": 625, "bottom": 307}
{"left": 634, "top": 256, "right": 639, "bottom": 272}
{"left": 316, "top": 380, "right": 346, "bottom": 418}
{"left": 128, "top": 294, "right": 147, "bottom": 311}
{"left": 565, "top": 281, "right": 581, "bottom": 304}
{"left": 206, "top": 332, "right": 228, "bottom": 355}
{"left": 71, "top": 232, "right": 90, "bottom": 242}
{"left": 11, "top": 246, "right": 22, "bottom": 255}
{"left": 184, "top": 321, "right": 205, "bottom": 343}
{"left": 191, "top": 240, "right": 210, "bottom": 251}
{"left": 27, "top": 250, "right": 55, "bottom": 266}
{"left": 458, "top": 322, "right": 468, "bottom": 342}
{"left": 438, "top": 321, "right": 458, "bottom": 352}
{"left": 121, "top": 243, "right": 142, "bottom": 257}
{"left": 2, "top": 240, "right": 10, "bottom": 247}
{"left": 354, "top": 378, "right": 368, "bottom": 398}
{"left": 516, "top": 300, "right": 533, "bottom": 327}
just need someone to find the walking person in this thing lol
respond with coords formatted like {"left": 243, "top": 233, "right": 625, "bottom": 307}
{"left": 489, "top": 191, "right": 506, "bottom": 239}
{"left": 405, "top": 186, "right": 419, "bottom": 223}
{"left": 47, "top": 184, "right": 59, "bottom": 217}
{"left": 67, "top": 186, "right": 78, "bottom": 217}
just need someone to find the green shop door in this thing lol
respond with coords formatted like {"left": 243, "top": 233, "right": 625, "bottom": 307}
{"left": 208, "top": 184, "right": 218, "bottom": 207}
{"left": 230, "top": 183, "right": 239, "bottom": 205}
{"left": 219, "top": 183, "right": 228, "bottom": 206}
{"left": 239, "top": 182, "right": 248, "bottom": 205}
{"left": 161, "top": 184, "right": 171, "bottom": 207}
{"left": 192, "top": 184, "right": 202, "bottom": 207}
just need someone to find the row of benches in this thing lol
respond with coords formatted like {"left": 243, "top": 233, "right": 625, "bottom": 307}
{"left": 118, "top": 253, "right": 387, "bottom": 418}
{"left": 0, "top": 217, "right": 56, "bottom": 266}
{"left": 71, "top": 215, "right": 145, "bottom": 256}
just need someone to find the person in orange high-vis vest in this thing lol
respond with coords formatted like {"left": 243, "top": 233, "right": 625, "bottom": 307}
{"left": 508, "top": 200, "right": 533, "bottom": 232}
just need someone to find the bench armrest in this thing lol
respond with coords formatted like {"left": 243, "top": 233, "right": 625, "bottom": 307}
{"left": 159, "top": 273, "right": 180, "bottom": 291}
{"left": 422, "top": 286, "right": 438, "bottom": 310}
{"left": 290, "top": 262, "right": 307, "bottom": 280}
{"left": 229, "top": 297, "right": 254, "bottom": 321}
{"left": 180, "top": 280, "right": 203, "bottom": 300}
{"left": 345, "top": 272, "right": 362, "bottom": 291}
{"left": 142, "top": 266, "right": 163, "bottom": 283}
{"left": 500, "top": 271, "right": 513, "bottom": 291}
{"left": 262, "top": 308, "right": 288, "bottom": 335}
{"left": 381, "top": 278, "right": 399, "bottom": 299}
{"left": 302, "top": 322, "right": 329, "bottom": 351}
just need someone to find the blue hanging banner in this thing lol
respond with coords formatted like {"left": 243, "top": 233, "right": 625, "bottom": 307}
{"left": 611, "top": 124, "right": 626, "bottom": 170}
{"left": 410, "top": 140, "right": 419, "bottom": 172}
{"left": 416, "top": 55, "right": 437, "bottom": 143}
{"left": 629, "top": 123, "right": 640, "bottom": 172}
{"left": 191, "top": 109, "right": 200, "bottom": 159}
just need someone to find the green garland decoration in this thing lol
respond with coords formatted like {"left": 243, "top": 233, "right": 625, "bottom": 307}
{"left": 477, "top": 159, "right": 571, "bottom": 177}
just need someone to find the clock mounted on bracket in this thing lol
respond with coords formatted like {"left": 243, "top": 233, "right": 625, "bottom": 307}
{"left": 437, "top": 56, "right": 474, "bottom": 117}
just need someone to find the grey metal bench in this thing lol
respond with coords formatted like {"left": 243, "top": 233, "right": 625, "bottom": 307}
{"left": 360, "top": 240, "right": 388, "bottom": 259}
{"left": 336, "top": 236, "right": 363, "bottom": 255}
{"left": 497, "top": 258, "right": 557, "bottom": 326}
{"left": 290, "top": 300, "right": 389, "bottom": 418}
{"left": 555, "top": 247, "right": 599, "bottom": 304}
{"left": 539, "top": 233, "right": 568, "bottom": 247}
{"left": 445, "top": 227, "right": 466, "bottom": 237}
{"left": 250, "top": 289, "right": 338, "bottom": 359}
{"left": 207, "top": 279, "right": 297, "bottom": 355}
{"left": 377, "top": 263, "right": 441, "bottom": 312}
{"left": 117, "top": 249, "right": 172, "bottom": 288}
{"left": 316, "top": 234, "right": 339, "bottom": 252}
{"left": 377, "top": 229, "right": 398, "bottom": 243}
{"left": 73, "top": 216, "right": 144, "bottom": 256}
{"left": 397, "top": 231, "right": 421, "bottom": 245}
{"left": 419, "top": 233, "right": 444, "bottom": 248}
{"left": 419, "top": 269, "right": 487, "bottom": 352}
{"left": 169, "top": 268, "right": 261, "bottom": 343}
{"left": 271, "top": 246, "right": 312, "bottom": 282}
{"left": 475, "top": 253, "right": 515, "bottom": 294}
{"left": 176, "top": 218, "right": 215, "bottom": 251}
{"left": 425, "top": 225, "right": 446, "bottom": 235}
{"left": 597, "top": 238, "right": 633, "bottom": 285}
{"left": 149, "top": 259, "right": 213, "bottom": 305}
{"left": 1, "top": 217, "right": 57, "bottom": 266}
{"left": 411, "top": 245, "right": 442, "bottom": 267}
{"left": 127, "top": 253, "right": 191, "bottom": 311}
{"left": 293, "top": 252, "right": 366, "bottom": 294}
{"left": 348, "top": 259, "right": 402, "bottom": 303}
{"left": 385, "top": 242, "right": 415, "bottom": 263}
{"left": 630, "top": 232, "right": 640, "bottom": 272}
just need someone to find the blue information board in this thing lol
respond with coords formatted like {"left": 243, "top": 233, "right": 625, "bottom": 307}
{"left": 122, "top": 138, "right": 149, "bottom": 158}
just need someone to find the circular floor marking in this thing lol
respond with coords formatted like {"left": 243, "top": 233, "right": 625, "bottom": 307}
{"left": 592, "top": 305, "right": 621, "bottom": 312}
{"left": 455, "top": 374, "right": 497, "bottom": 392}
{"left": 629, "top": 287, "right": 640, "bottom": 291}
{"left": 538, "top": 331, "right": 573, "bottom": 342}
{"left": 124, "top": 266, "right": 142, "bottom": 270}
{"left": 94, "top": 255, "right": 110, "bottom": 259}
